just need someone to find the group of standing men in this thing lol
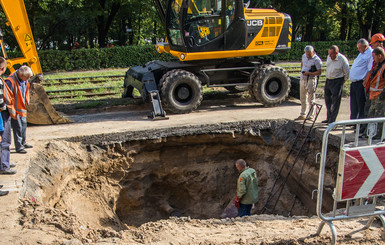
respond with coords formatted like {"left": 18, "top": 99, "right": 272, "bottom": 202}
{"left": 0, "top": 58, "right": 33, "bottom": 196}
{"left": 235, "top": 35, "right": 385, "bottom": 217}
{"left": 296, "top": 33, "right": 385, "bottom": 130}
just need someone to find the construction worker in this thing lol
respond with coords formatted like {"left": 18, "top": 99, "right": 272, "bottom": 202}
{"left": 362, "top": 34, "right": 385, "bottom": 121}
{"left": 0, "top": 57, "right": 13, "bottom": 178}
{"left": 369, "top": 33, "right": 385, "bottom": 72}
{"left": 234, "top": 159, "right": 258, "bottom": 217}
{"left": 0, "top": 57, "right": 16, "bottom": 175}
{"left": 2, "top": 66, "right": 33, "bottom": 172}
{"left": 370, "top": 33, "right": 385, "bottom": 50}
{"left": 366, "top": 48, "right": 385, "bottom": 115}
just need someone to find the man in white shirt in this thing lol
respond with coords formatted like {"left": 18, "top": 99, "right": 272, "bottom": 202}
{"left": 349, "top": 39, "right": 372, "bottom": 120}
{"left": 323, "top": 45, "right": 350, "bottom": 124}
{"left": 295, "top": 45, "right": 322, "bottom": 121}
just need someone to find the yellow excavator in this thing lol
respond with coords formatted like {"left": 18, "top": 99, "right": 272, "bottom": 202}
{"left": 0, "top": 0, "right": 70, "bottom": 125}
{"left": 123, "top": 0, "right": 292, "bottom": 119}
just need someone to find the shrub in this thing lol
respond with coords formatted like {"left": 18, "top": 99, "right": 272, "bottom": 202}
{"left": 36, "top": 41, "right": 359, "bottom": 72}
{"left": 265, "top": 40, "right": 357, "bottom": 62}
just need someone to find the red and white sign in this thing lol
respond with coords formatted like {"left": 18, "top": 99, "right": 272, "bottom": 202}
{"left": 336, "top": 145, "right": 385, "bottom": 201}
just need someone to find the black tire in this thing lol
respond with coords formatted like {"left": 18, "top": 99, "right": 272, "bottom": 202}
{"left": 224, "top": 85, "right": 249, "bottom": 93}
{"left": 250, "top": 65, "right": 291, "bottom": 106}
{"left": 160, "top": 69, "right": 203, "bottom": 114}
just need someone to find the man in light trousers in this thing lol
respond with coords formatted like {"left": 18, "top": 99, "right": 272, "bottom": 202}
{"left": 295, "top": 45, "right": 322, "bottom": 121}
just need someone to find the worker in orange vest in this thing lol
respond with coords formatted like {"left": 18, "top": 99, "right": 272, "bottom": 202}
{"left": 2, "top": 65, "right": 33, "bottom": 167}
{"left": 361, "top": 47, "right": 385, "bottom": 138}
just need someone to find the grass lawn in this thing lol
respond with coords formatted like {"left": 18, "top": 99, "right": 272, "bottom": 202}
{"left": 41, "top": 63, "right": 352, "bottom": 112}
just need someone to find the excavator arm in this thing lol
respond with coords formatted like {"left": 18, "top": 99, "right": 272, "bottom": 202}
{"left": 0, "top": 0, "right": 41, "bottom": 74}
{"left": 0, "top": 0, "right": 71, "bottom": 124}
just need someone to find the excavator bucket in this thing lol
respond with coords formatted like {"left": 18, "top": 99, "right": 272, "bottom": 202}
{"left": 26, "top": 76, "right": 72, "bottom": 125}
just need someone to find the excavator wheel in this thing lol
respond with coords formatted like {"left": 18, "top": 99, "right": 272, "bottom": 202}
{"left": 160, "top": 69, "right": 203, "bottom": 114}
{"left": 251, "top": 65, "right": 291, "bottom": 106}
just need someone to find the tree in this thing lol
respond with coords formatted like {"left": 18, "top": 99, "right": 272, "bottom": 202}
{"left": 356, "top": 0, "right": 385, "bottom": 40}
{"left": 95, "top": 0, "right": 122, "bottom": 47}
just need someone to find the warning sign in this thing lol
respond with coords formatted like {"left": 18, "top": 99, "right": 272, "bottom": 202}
{"left": 336, "top": 145, "right": 385, "bottom": 201}
{"left": 24, "top": 34, "right": 33, "bottom": 47}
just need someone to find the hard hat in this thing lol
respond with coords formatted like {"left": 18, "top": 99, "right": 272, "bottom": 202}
{"left": 370, "top": 33, "right": 385, "bottom": 44}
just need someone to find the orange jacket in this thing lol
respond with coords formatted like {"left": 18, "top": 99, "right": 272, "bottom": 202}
{"left": 364, "top": 62, "right": 385, "bottom": 100}
{"left": 3, "top": 72, "right": 30, "bottom": 119}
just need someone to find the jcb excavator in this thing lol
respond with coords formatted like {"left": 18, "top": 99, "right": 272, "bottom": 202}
{"left": 0, "top": 0, "right": 70, "bottom": 125}
{"left": 123, "top": 0, "right": 292, "bottom": 119}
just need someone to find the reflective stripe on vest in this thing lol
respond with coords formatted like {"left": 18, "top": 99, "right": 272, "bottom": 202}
{"left": 1, "top": 77, "right": 11, "bottom": 106}
{"left": 6, "top": 72, "right": 29, "bottom": 119}
{"left": 370, "top": 64, "right": 385, "bottom": 92}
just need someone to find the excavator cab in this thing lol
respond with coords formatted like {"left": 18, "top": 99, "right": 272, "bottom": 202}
{"left": 156, "top": 0, "right": 292, "bottom": 61}
{"left": 166, "top": 0, "right": 245, "bottom": 53}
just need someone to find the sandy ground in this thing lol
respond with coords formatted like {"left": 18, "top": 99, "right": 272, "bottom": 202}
{"left": 0, "top": 97, "right": 384, "bottom": 244}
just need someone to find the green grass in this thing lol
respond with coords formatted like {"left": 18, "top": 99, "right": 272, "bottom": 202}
{"left": 45, "top": 79, "right": 122, "bottom": 91}
{"left": 43, "top": 63, "right": 353, "bottom": 112}
{"left": 43, "top": 68, "right": 128, "bottom": 80}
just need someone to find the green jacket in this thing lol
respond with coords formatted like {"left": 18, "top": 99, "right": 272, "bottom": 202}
{"left": 237, "top": 167, "right": 258, "bottom": 204}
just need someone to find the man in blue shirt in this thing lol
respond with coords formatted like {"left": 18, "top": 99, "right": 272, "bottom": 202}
{"left": 349, "top": 38, "right": 373, "bottom": 120}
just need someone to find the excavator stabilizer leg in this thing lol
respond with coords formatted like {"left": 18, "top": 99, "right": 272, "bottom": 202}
{"left": 143, "top": 73, "right": 168, "bottom": 120}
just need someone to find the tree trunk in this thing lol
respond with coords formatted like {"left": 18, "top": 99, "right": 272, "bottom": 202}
{"left": 339, "top": 1, "right": 347, "bottom": 41}
{"left": 152, "top": 21, "right": 157, "bottom": 44}
{"left": 303, "top": 1, "right": 317, "bottom": 42}
{"left": 127, "top": 15, "right": 133, "bottom": 45}
{"left": 136, "top": 4, "right": 143, "bottom": 45}
{"left": 96, "top": 0, "right": 121, "bottom": 48}
{"left": 356, "top": 1, "right": 375, "bottom": 40}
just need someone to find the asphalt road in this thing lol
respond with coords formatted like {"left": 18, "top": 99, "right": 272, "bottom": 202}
{"left": 26, "top": 97, "right": 351, "bottom": 142}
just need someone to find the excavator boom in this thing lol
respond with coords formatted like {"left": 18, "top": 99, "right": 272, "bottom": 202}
{"left": 0, "top": 0, "right": 41, "bottom": 74}
{"left": 0, "top": 0, "right": 71, "bottom": 125}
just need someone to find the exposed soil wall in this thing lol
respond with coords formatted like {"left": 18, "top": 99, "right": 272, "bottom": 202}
{"left": 20, "top": 120, "right": 342, "bottom": 242}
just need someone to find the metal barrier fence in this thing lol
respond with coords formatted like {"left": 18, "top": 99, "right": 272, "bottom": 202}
{"left": 316, "top": 118, "right": 385, "bottom": 244}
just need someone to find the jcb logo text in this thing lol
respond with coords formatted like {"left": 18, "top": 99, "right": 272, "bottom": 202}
{"left": 247, "top": 19, "right": 263, "bottom": 27}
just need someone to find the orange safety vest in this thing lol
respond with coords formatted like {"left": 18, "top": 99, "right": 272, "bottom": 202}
{"left": 366, "top": 62, "right": 385, "bottom": 100}
{"left": 0, "top": 77, "right": 11, "bottom": 107}
{"left": 4, "top": 72, "right": 30, "bottom": 119}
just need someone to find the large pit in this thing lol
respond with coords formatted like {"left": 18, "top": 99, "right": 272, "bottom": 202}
{"left": 20, "top": 120, "right": 341, "bottom": 240}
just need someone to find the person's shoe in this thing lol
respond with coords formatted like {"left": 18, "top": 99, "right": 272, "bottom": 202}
{"left": 307, "top": 116, "right": 314, "bottom": 120}
{"left": 9, "top": 163, "right": 16, "bottom": 168}
{"left": 16, "top": 149, "right": 27, "bottom": 154}
{"left": 321, "top": 120, "right": 329, "bottom": 124}
{"left": 23, "top": 144, "right": 33, "bottom": 149}
{"left": 0, "top": 190, "right": 9, "bottom": 196}
{"left": 295, "top": 116, "right": 306, "bottom": 120}
{"left": 0, "top": 169, "right": 16, "bottom": 175}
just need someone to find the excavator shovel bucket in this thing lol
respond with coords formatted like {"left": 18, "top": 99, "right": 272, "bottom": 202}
{"left": 27, "top": 76, "right": 72, "bottom": 125}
